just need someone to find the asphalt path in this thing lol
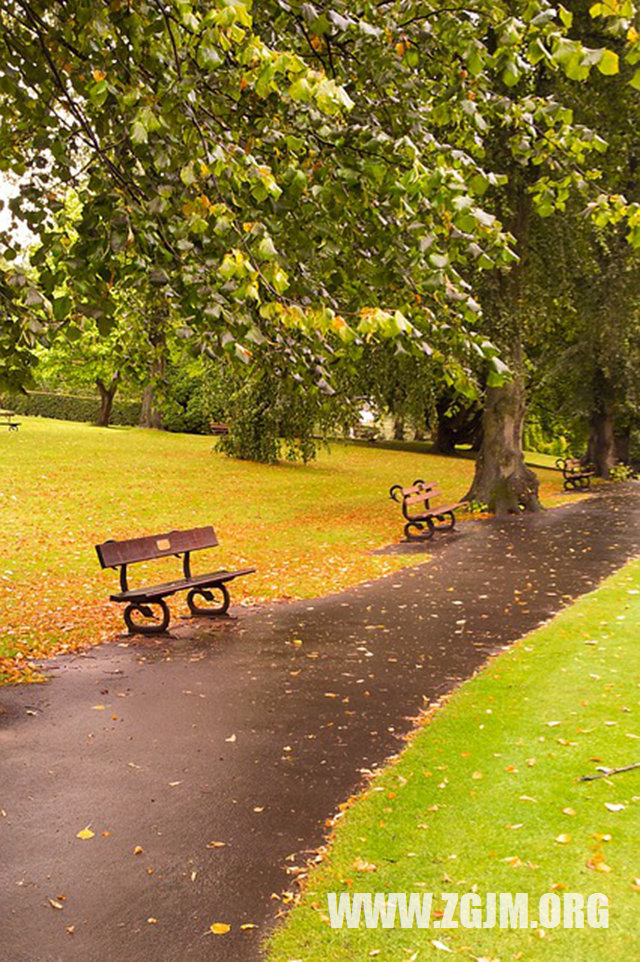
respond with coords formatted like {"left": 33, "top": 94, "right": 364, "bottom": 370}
{"left": 1, "top": 483, "right": 639, "bottom": 962}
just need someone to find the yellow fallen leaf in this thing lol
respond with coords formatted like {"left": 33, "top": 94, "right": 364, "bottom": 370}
{"left": 563, "top": 807, "right": 576, "bottom": 816}
{"left": 472, "top": 771, "right": 483, "bottom": 780}
{"left": 240, "top": 923, "right": 257, "bottom": 930}
{"left": 91, "top": 705, "right": 106, "bottom": 711}
{"left": 353, "top": 857, "right": 377, "bottom": 872}
{"left": 207, "top": 841, "right": 226, "bottom": 848}
{"left": 555, "top": 834, "right": 571, "bottom": 844}
{"left": 76, "top": 826, "right": 95, "bottom": 840}
{"left": 210, "top": 922, "right": 231, "bottom": 935}
{"left": 147, "top": 917, "right": 158, "bottom": 924}
{"left": 292, "top": 639, "right": 303, "bottom": 647}
{"left": 133, "top": 845, "right": 144, "bottom": 855}
{"left": 49, "top": 899, "right": 64, "bottom": 910}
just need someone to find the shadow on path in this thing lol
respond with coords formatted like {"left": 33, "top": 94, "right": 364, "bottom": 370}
{"left": 1, "top": 483, "right": 639, "bottom": 962}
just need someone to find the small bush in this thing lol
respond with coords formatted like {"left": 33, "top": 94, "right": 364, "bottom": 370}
{"left": 609, "top": 462, "right": 636, "bottom": 483}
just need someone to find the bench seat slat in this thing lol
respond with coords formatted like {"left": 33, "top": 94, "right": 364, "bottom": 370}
{"left": 413, "top": 500, "right": 465, "bottom": 518}
{"left": 404, "top": 489, "right": 441, "bottom": 506}
{"left": 110, "top": 567, "right": 256, "bottom": 603}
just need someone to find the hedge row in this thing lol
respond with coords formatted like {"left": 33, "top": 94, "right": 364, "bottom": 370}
{"left": 1, "top": 391, "right": 141, "bottom": 426}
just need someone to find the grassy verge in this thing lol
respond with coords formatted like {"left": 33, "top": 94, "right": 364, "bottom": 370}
{"left": 266, "top": 560, "right": 640, "bottom": 962}
{"left": 0, "top": 418, "right": 568, "bottom": 681}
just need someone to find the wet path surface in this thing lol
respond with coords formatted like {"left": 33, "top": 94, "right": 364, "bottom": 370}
{"left": 1, "top": 483, "right": 639, "bottom": 962}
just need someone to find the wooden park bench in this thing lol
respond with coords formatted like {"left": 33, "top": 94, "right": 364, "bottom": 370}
{"left": 556, "top": 457, "right": 595, "bottom": 491}
{"left": 95, "top": 526, "right": 254, "bottom": 635}
{"left": 0, "top": 409, "right": 20, "bottom": 431}
{"left": 389, "top": 479, "right": 465, "bottom": 541}
{"left": 209, "top": 421, "right": 230, "bottom": 436}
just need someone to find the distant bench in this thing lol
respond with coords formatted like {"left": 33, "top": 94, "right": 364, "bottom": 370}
{"left": 556, "top": 457, "right": 594, "bottom": 491}
{"left": 210, "top": 422, "right": 230, "bottom": 436}
{"left": 0, "top": 409, "right": 20, "bottom": 431}
{"left": 390, "top": 479, "right": 465, "bottom": 541}
{"left": 95, "top": 526, "right": 254, "bottom": 635}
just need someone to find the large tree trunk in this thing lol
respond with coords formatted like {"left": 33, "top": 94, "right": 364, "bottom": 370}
{"left": 393, "top": 415, "right": 404, "bottom": 441}
{"left": 95, "top": 372, "right": 119, "bottom": 428}
{"left": 587, "top": 404, "right": 616, "bottom": 478}
{"left": 139, "top": 384, "right": 163, "bottom": 429}
{"left": 586, "top": 368, "right": 617, "bottom": 478}
{"left": 466, "top": 178, "right": 541, "bottom": 515}
{"left": 434, "top": 417, "right": 456, "bottom": 455}
{"left": 465, "top": 375, "right": 541, "bottom": 515}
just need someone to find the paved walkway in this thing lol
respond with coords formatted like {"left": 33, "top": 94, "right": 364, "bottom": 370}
{"left": 1, "top": 484, "right": 639, "bottom": 962}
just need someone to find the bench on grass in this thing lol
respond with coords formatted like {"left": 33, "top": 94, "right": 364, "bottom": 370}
{"left": 389, "top": 479, "right": 465, "bottom": 541}
{"left": 0, "top": 409, "right": 20, "bottom": 431}
{"left": 555, "top": 457, "right": 594, "bottom": 491}
{"left": 209, "top": 421, "right": 230, "bottom": 436}
{"left": 95, "top": 526, "right": 254, "bottom": 635}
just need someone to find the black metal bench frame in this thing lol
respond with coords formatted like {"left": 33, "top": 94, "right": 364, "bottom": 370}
{"left": 95, "top": 526, "right": 254, "bottom": 635}
{"left": 556, "top": 457, "right": 595, "bottom": 491}
{"left": 390, "top": 479, "right": 465, "bottom": 541}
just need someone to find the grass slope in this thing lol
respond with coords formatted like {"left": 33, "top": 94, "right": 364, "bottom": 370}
{"left": 267, "top": 560, "right": 640, "bottom": 962}
{"left": 0, "top": 418, "right": 567, "bottom": 679}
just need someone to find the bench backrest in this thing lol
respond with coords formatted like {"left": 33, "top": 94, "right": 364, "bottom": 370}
{"left": 96, "top": 526, "right": 219, "bottom": 569}
{"left": 401, "top": 480, "right": 437, "bottom": 497}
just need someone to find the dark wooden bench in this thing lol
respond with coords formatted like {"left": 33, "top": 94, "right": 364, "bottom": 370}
{"left": 95, "top": 526, "right": 254, "bottom": 635}
{"left": 390, "top": 479, "right": 465, "bottom": 541}
{"left": 0, "top": 409, "right": 20, "bottom": 431}
{"left": 210, "top": 421, "right": 230, "bottom": 436}
{"left": 556, "top": 457, "right": 595, "bottom": 491}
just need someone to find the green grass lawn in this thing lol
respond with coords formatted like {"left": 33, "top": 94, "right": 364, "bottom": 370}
{"left": 266, "top": 560, "right": 640, "bottom": 962}
{"left": 0, "top": 417, "right": 568, "bottom": 680}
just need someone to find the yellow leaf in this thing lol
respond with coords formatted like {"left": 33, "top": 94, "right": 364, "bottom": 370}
{"left": 76, "top": 826, "right": 95, "bottom": 840}
{"left": 133, "top": 845, "right": 144, "bottom": 855}
{"left": 210, "top": 922, "right": 231, "bottom": 935}
{"left": 207, "top": 840, "right": 227, "bottom": 848}
{"left": 147, "top": 917, "right": 158, "bottom": 924}
{"left": 563, "top": 807, "right": 576, "bottom": 816}
{"left": 93, "top": 69, "right": 107, "bottom": 82}
{"left": 91, "top": 705, "right": 106, "bottom": 711}
{"left": 240, "top": 923, "right": 257, "bottom": 930}
{"left": 555, "top": 834, "right": 571, "bottom": 844}
{"left": 353, "top": 857, "right": 377, "bottom": 872}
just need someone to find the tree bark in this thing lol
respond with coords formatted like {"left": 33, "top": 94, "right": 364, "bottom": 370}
{"left": 465, "top": 375, "right": 541, "bottom": 514}
{"left": 95, "top": 372, "right": 120, "bottom": 428}
{"left": 139, "top": 384, "right": 163, "bottom": 429}
{"left": 587, "top": 404, "right": 616, "bottom": 478}
{"left": 393, "top": 415, "right": 404, "bottom": 441}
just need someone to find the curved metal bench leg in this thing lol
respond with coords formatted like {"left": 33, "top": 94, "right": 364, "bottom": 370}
{"left": 433, "top": 511, "right": 455, "bottom": 531}
{"left": 404, "top": 519, "right": 435, "bottom": 541}
{"left": 124, "top": 600, "right": 170, "bottom": 635}
{"left": 187, "top": 584, "right": 230, "bottom": 617}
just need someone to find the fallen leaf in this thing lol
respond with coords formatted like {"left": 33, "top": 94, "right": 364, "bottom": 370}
{"left": 207, "top": 841, "right": 227, "bottom": 848}
{"left": 604, "top": 803, "right": 625, "bottom": 812}
{"left": 49, "top": 899, "right": 64, "bottom": 910}
{"left": 563, "top": 808, "right": 576, "bottom": 817}
{"left": 76, "top": 826, "right": 94, "bottom": 840}
{"left": 240, "top": 923, "right": 257, "bottom": 930}
{"left": 147, "top": 917, "right": 158, "bottom": 924}
{"left": 225, "top": 734, "right": 237, "bottom": 743}
{"left": 431, "top": 940, "right": 452, "bottom": 952}
{"left": 210, "top": 922, "right": 231, "bottom": 935}
{"left": 133, "top": 845, "right": 144, "bottom": 855}
{"left": 353, "top": 857, "right": 377, "bottom": 873}
{"left": 555, "top": 834, "right": 571, "bottom": 844}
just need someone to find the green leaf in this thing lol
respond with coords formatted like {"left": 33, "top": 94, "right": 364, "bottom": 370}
{"left": 598, "top": 49, "right": 619, "bottom": 75}
{"left": 52, "top": 295, "right": 72, "bottom": 321}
